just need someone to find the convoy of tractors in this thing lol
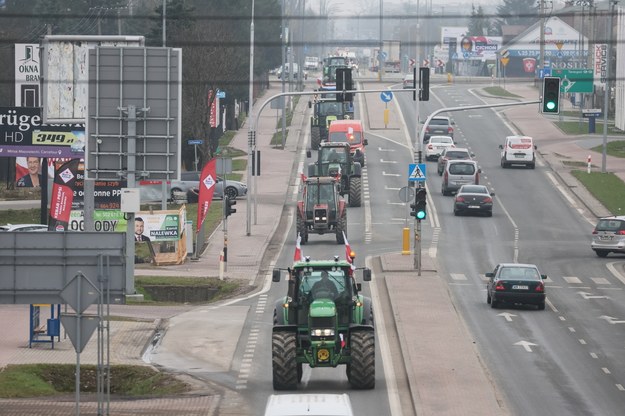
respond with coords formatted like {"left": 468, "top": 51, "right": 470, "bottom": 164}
{"left": 271, "top": 57, "right": 375, "bottom": 391}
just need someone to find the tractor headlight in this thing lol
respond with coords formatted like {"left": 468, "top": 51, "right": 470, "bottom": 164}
{"left": 311, "top": 328, "right": 335, "bottom": 337}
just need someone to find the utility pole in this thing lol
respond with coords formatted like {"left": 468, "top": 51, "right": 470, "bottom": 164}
{"left": 601, "top": 0, "right": 618, "bottom": 173}
{"left": 539, "top": 0, "right": 545, "bottom": 81}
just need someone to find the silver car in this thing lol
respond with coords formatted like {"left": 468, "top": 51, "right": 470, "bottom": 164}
{"left": 591, "top": 216, "right": 625, "bottom": 257}
{"left": 442, "top": 159, "right": 481, "bottom": 196}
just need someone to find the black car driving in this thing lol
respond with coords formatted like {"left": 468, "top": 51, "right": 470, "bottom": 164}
{"left": 486, "top": 263, "right": 547, "bottom": 310}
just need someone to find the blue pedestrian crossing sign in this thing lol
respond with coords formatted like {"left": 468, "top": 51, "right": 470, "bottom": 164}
{"left": 408, "top": 163, "right": 426, "bottom": 182}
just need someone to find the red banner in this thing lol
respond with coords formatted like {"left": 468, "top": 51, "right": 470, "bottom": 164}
{"left": 196, "top": 158, "right": 217, "bottom": 233}
{"left": 48, "top": 159, "right": 80, "bottom": 231}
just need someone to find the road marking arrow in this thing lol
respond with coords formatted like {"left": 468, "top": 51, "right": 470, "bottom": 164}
{"left": 378, "top": 147, "right": 396, "bottom": 152}
{"left": 498, "top": 312, "right": 517, "bottom": 322}
{"left": 578, "top": 291, "right": 610, "bottom": 300}
{"left": 599, "top": 315, "right": 625, "bottom": 324}
{"left": 514, "top": 340, "right": 538, "bottom": 352}
{"left": 380, "top": 159, "right": 398, "bottom": 164}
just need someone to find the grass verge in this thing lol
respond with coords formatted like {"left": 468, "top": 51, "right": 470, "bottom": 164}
{"left": 571, "top": 170, "right": 625, "bottom": 215}
{"left": 0, "top": 364, "right": 191, "bottom": 398}
{"left": 590, "top": 140, "right": 625, "bottom": 158}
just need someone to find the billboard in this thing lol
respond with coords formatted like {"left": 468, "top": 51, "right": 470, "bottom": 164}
{"left": 41, "top": 35, "right": 145, "bottom": 123}
{"left": 0, "top": 107, "right": 85, "bottom": 158}
{"left": 14, "top": 43, "right": 40, "bottom": 107}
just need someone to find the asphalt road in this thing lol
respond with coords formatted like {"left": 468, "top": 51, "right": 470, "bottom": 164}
{"left": 396, "top": 82, "right": 625, "bottom": 416}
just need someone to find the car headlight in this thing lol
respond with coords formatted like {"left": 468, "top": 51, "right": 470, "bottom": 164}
{"left": 311, "top": 328, "right": 335, "bottom": 337}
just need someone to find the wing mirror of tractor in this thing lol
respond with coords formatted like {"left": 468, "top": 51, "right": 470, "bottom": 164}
{"left": 363, "top": 268, "right": 372, "bottom": 281}
{"left": 363, "top": 139, "right": 368, "bottom": 146}
{"left": 306, "top": 149, "right": 312, "bottom": 158}
{"left": 498, "top": 144, "right": 503, "bottom": 149}
{"left": 308, "top": 101, "right": 312, "bottom": 109}
{"left": 272, "top": 269, "right": 281, "bottom": 282}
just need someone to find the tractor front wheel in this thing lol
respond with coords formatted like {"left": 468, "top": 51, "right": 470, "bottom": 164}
{"left": 348, "top": 330, "right": 375, "bottom": 389}
{"left": 296, "top": 215, "right": 308, "bottom": 244}
{"left": 272, "top": 331, "right": 298, "bottom": 390}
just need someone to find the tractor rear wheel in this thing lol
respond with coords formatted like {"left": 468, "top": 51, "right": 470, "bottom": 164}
{"left": 348, "top": 177, "right": 362, "bottom": 207}
{"left": 296, "top": 215, "right": 308, "bottom": 245}
{"left": 311, "top": 127, "right": 321, "bottom": 150}
{"left": 272, "top": 331, "right": 298, "bottom": 390}
{"left": 335, "top": 211, "right": 347, "bottom": 244}
{"left": 348, "top": 330, "right": 375, "bottom": 389}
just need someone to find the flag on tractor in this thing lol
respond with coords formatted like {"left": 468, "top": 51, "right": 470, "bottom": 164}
{"left": 294, "top": 232, "right": 304, "bottom": 262}
{"left": 342, "top": 231, "right": 355, "bottom": 270}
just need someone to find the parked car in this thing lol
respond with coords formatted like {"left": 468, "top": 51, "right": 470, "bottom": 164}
{"left": 0, "top": 223, "right": 48, "bottom": 232}
{"left": 486, "top": 263, "right": 547, "bottom": 310}
{"left": 423, "top": 116, "right": 454, "bottom": 142}
{"left": 453, "top": 185, "right": 495, "bottom": 217}
{"left": 424, "top": 135, "right": 455, "bottom": 161}
{"left": 172, "top": 172, "right": 247, "bottom": 203}
{"left": 441, "top": 159, "right": 480, "bottom": 196}
{"left": 140, "top": 172, "right": 247, "bottom": 203}
{"left": 591, "top": 216, "right": 625, "bottom": 257}
{"left": 437, "top": 147, "right": 474, "bottom": 175}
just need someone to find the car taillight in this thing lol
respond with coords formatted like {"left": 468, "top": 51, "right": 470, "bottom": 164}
{"left": 495, "top": 282, "right": 505, "bottom": 291}
{"left": 483, "top": 197, "right": 492, "bottom": 203}
{"left": 447, "top": 127, "right": 454, "bottom": 134}
{"left": 428, "top": 144, "right": 433, "bottom": 149}
{"left": 475, "top": 171, "right": 480, "bottom": 184}
{"left": 455, "top": 196, "right": 465, "bottom": 202}
{"left": 617, "top": 230, "right": 625, "bottom": 235}
{"left": 592, "top": 229, "right": 598, "bottom": 234}
{"left": 443, "top": 171, "right": 448, "bottom": 181}
{"left": 535, "top": 282, "right": 544, "bottom": 292}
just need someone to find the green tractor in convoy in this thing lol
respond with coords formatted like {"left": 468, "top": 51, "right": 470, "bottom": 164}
{"left": 309, "top": 98, "right": 349, "bottom": 150}
{"left": 308, "top": 142, "right": 362, "bottom": 207}
{"left": 296, "top": 176, "right": 347, "bottom": 244}
{"left": 271, "top": 256, "right": 375, "bottom": 390}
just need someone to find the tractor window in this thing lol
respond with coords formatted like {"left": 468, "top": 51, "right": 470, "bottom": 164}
{"left": 306, "top": 185, "right": 319, "bottom": 204}
{"left": 323, "top": 148, "right": 347, "bottom": 163}
{"left": 319, "top": 184, "right": 335, "bottom": 203}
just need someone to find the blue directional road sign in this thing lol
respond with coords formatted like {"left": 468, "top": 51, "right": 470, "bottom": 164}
{"left": 380, "top": 91, "right": 393, "bottom": 103}
{"left": 216, "top": 90, "right": 226, "bottom": 99}
{"left": 188, "top": 139, "right": 203, "bottom": 145}
{"left": 408, "top": 163, "right": 426, "bottom": 182}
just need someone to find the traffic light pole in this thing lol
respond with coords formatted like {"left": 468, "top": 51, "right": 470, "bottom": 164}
{"left": 415, "top": 219, "right": 422, "bottom": 276}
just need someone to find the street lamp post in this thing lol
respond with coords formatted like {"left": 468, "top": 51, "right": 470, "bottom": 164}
{"left": 246, "top": 0, "right": 255, "bottom": 235}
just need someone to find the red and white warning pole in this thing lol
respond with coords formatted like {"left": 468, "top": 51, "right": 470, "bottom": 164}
{"left": 587, "top": 154, "right": 592, "bottom": 174}
{"left": 219, "top": 250, "right": 225, "bottom": 280}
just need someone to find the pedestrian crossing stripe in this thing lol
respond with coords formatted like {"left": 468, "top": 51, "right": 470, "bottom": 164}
{"left": 408, "top": 163, "right": 426, "bottom": 181}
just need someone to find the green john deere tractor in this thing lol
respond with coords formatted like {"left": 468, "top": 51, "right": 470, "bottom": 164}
{"left": 308, "top": 142, "right": 362, "bottom": 207}
{"left": 309, "top": 99, "right": 348, "bottom": 150}
{"left": 271, "top": 256, "right": 375, "bottom": 390}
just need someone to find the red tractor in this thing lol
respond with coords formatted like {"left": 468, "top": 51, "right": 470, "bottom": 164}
{"left": 296, "top": 176, "right": 347, "bottom": 244}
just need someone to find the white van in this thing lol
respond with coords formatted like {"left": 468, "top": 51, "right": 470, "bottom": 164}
{"left": 264, "top": 394, "right": 354, "bottom": 416}
{"left": 499, "top": 135, "right": 537, "bottom": 169}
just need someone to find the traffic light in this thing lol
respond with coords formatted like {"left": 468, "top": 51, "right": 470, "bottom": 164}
{"left": 542, "top": 77, "right": 561, "bottom": 114}
{"left": 419, "top": 67, "right": 430, "bottom": 101}
{"left": 336, "top": 67, "right": 353, "bottom": 102}
{"left": 225, "top": 197, "right": 237, "bottom": 217}
{"left": 415, "top": 187, "right": 427, "bottom": 220}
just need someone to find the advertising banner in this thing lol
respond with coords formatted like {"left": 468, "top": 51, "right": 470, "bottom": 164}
{"left": 15, "top": 43, "right": 40, "bottom": 107}
{"left": 48, "top": 159, "right": 80, "bottom": 231}
{"left": 593, "top": 44, "right": 607, "bottom": 87}
{"left": 136, "top": 211, "right": 182, "bottom": 242}
{"left": 197, "top": 158, "right": 217, "bottom": 233}
{"left": 0, "top": 107, "right": 85, "bottom": 158}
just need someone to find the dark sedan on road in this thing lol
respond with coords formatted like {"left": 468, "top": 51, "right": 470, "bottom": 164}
{"left": 486, "top": 263, "right": 547, "bottom": 310}
{"left": 453, "top": 185, "right": 494, "bottom": 217}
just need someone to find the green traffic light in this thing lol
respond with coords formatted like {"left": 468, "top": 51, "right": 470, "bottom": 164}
{"left": 546, "top": 101, "right": 556, "bottom": 110}
{"left": 416, "top": 211, "right": 426, "bottom": 220}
